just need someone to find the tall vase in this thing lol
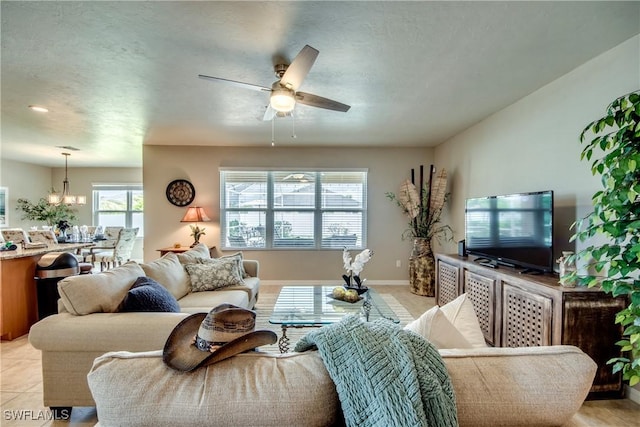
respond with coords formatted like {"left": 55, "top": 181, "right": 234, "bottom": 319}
{"left": 409, "top": 237, "right": 435, "bottom": 296}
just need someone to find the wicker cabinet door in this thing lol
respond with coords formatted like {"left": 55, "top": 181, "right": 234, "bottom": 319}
{"left": 436, "top": 260, "right": 460, "bottom": 306}
{"left": 502, "top": 283, "right": 552, "bottom": 347}
{"left": 464, "top": 271, "right": 496, "bottom": 345}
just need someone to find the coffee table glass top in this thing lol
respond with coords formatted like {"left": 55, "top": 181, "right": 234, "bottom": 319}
{"left": 269, "top": 285, "right": 399, "bottom": 326}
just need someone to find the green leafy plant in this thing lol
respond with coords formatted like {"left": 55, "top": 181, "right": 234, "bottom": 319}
{"left": 16, "top": 197, "right": 77, "bottom": 227}
{"left": 568, "top": 90, "right": 640, "bottom": 387}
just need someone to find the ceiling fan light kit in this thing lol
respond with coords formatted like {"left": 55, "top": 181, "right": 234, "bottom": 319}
{"left": 270, "top": 84, "right": 296, "bottom": 113}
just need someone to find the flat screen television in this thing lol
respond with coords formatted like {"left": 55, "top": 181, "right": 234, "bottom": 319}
{"left": 464, "top": 190, "right": 554, "bottom": 273}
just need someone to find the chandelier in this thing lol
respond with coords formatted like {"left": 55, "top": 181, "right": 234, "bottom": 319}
{"left": 48, "top": 153, "right": 86, "bottom": 205}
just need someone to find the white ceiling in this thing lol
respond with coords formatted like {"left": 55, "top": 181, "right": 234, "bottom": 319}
{"left": 2, "top": 1, "right": 639, "bottom": 168}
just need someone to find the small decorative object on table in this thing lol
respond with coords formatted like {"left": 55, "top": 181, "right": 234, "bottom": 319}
{"left": 330, "top": 286, "right": 362, "bottom": 303}
{"left": 556, "top": 251, "right": 577, "bottom": 287}
{"left": 55, "top": 220, "right": 71, "bottom": 243}
{"left": 189, "top": 225, "right": 206, "bottom": 247}
{"left": 342, "top": 247, "right": 373, "bottom": 294}
{"left": 1, "top": 241, "right": 18, "bottom": 251}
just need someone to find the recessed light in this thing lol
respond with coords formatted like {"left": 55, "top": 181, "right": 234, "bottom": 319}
{"left": 28, "top": 105, "right": 49, "bottom": 113}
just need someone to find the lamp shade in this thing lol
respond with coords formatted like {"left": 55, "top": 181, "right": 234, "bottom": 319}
{"left": 181, "top": 206, "right": 211, "bottom": 223}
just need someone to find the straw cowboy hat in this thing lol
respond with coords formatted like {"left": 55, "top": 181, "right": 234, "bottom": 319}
{"left": 163, "top": 303, "right": 277, "bottom": 371}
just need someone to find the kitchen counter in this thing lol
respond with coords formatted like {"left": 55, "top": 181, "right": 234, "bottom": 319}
{"left": 0, "top": 242, "right": 94, "bottom": 260}
{"left": 0, "top": 243, "right": 94, "bottom": 340}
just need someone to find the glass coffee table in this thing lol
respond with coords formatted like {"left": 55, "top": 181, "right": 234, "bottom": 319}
{"left": 269, "top": 285, "right": 399, "bottom": 352}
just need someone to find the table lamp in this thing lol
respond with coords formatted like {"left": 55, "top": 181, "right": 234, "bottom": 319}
{"left": 181, "top": 206, "right": 211, "bottom": 247}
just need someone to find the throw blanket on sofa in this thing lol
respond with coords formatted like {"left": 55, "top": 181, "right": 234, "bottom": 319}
{"left": 294, "top": 315, "right": 458, "bottom": 427}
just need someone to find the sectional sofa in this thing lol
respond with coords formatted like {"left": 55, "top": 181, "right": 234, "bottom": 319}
{"left": 28, "top": 243, "right": 259, "bottom": 411}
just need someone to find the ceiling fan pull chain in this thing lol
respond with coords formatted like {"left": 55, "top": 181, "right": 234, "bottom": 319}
{"left": 271, "top": 117, "right": 275, "bottom": 147}
{"left": 292, "top": 112, "right": 297, "bottom": 139}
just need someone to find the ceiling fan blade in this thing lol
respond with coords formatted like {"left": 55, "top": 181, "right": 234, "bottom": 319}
{"left": 263, "top": 105, "right": 276, "bottom": 121}
{"left": 198, "top": 74, "right": 271, "bottom": 92}
{"left": 280, "top": 45, "right": 319, "bottom": 91}
{"left": 295, "top": 92, "right": 351, "bottom": 112}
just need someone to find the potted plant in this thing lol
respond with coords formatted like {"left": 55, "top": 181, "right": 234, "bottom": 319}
{"left": 16, "top": 197, "right": 77, "bottom": 228}
{"left": 386, "top": 165, "right": 452, "bottom": 296}
{"left": 568, "top": 90, "right": 640, "bottom": 387}
{"left": 189, "top": 224, "right": 206, "bottom": 247}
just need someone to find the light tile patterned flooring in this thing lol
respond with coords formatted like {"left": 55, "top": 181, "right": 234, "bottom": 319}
{"left": 1, "top": 285, "right": 639, "bottom": 426}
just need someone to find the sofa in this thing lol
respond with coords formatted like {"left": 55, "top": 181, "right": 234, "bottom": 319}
{"left": 28, "top": 243, "right": 260, "bottom": 411}
{"left": 87, "top": 345, "right": 597, "bottom": 427}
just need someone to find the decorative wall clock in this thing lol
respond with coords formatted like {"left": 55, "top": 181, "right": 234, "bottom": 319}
{"left": 166, "top": 179, "right": 195, "bottom": 207}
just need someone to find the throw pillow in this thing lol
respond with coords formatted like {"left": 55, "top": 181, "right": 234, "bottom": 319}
{"left": 57, "top": 261, "right": 146, "bottom": 315}
{"left": 140, "top": 253, "right": 190, "bottom": 300}
{"left": 209, "top": 245, "right": 224, "bottom": 258}
{"left": 440, "top": 293, "right": 487, "bottom": 348}
{"left": 121, "top": 277, "right": 180, "bottom": 313}
{"left": 211, "top": 251, "right": 247, "bottom": 278}
{"left": 404, "top": 306, "right": 473, "bottom": 349}
{"left": 184, "top": 258, "right": 244, "bottom": 292}
{"left": 176, "top": 243, "right": 211, "bottom": 264}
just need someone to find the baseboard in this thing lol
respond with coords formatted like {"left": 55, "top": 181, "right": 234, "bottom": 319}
{"left": 626, "top": 384, "right": 640, "bottom": 404}
{"left": 261, "top": 280, "right": 409, "bottom": 286}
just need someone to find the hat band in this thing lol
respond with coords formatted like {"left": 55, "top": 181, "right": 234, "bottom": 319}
{"left": 195, "top": 336, "right": 227, "bottom": 352}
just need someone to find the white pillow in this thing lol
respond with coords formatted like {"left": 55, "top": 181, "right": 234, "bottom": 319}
{"left": 176, "top": 243, "right": 211, "bottom": 264}
{"left": 58, "top": 261, "right": 145, "bottom": 315}
{"left": 404, "top": 306, "right": 472, "bottom": 349}
{"left": 440, "top": 294, "right": 487, "bottom": 348}
{"left": 140, "top": 252, "right": 190, "bottom": 300}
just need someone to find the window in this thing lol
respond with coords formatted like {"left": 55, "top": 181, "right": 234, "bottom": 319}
{"left": 220, "top": 170, "right": 367, "bottom": 249}
{"left": 92, "top": 185, "right": 144, "bottom": 236}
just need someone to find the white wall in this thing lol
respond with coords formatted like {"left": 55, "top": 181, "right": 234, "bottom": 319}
{"left": 434, "top": 35, "right": 640, "bottom": 262}
{"left": 0, "top": 159, "right": 51, "bottom": 230}
{"left": 143, "top": 145, "right": 434, "bottom": 281}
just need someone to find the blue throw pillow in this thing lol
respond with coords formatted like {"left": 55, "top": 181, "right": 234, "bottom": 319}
{"left": 122, "top": 276, "right": 181, "bottom": 312}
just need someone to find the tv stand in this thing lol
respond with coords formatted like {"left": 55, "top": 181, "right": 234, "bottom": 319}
{"left": 435, "top": 253, "right": 627, "bottom": 399}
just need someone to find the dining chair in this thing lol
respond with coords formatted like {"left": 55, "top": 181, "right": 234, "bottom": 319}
{"left": 1, "top": 228, "right": 30, "bottom": 244}
{"left": 104, "top": 226, "right": 124, "bottom": 242}
{"left": 92, "top": 227, "right": 139, "bottom": 271}
{"left": 78, "top": 225, "right": 102, "bottom": 260}
{"left": 28, "top": 229, "right": 58, "bottom": 247}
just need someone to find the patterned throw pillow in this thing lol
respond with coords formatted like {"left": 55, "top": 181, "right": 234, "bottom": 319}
{"left": 185, "top": 259, "right": 244, "bottom": 292}
{"left": 199, "top": 252, "right": 248, "bottom": 278}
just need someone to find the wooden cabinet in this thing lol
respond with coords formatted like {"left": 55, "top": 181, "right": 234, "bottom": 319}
{"left": 435, "top": 253, "right": 627, "bottom": 398}
{"left": 435, "top": 259, "right": 460, "bottom": 306}
{"left": 465, "top": 271, "right": 498, "bottom": 346}
{"left": 501, "top": 282, "right": 552, "bottom": 347}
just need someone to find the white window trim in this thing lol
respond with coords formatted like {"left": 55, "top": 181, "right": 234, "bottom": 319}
{"left": 220, "top": 168, "right": 367, "bottom": 250}
{"left": 92, "top": 184, "right": 143, "bottom": 234}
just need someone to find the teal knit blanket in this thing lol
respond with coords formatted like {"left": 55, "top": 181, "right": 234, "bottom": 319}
{"left": 294, "top": 315, "right": 458, "bottom": 427}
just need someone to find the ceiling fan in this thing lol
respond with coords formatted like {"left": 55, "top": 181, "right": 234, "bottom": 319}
{"left": 198, "top": 45, "right": 351, "bottom": 121}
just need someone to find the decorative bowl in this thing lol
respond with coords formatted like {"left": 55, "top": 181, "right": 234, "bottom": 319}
{"left": 345, "top": 286, "right": 369, "bottom": 295}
